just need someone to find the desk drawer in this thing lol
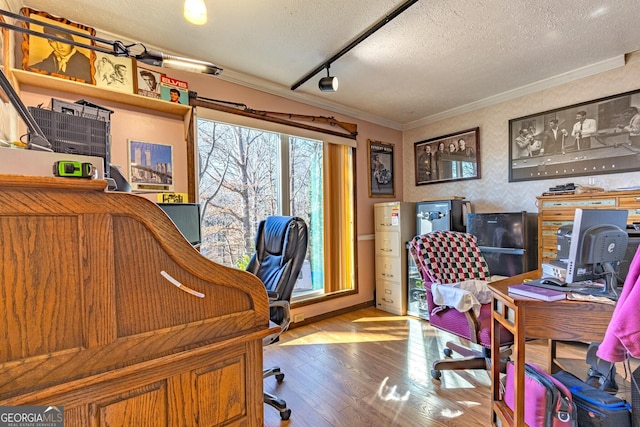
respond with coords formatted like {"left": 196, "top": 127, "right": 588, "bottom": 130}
{"left": 539, "top": 198, "right": 616, "bottom": 209}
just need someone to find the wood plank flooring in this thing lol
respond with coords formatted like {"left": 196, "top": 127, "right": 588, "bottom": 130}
{"left": 263, "top": 306, "right": 637, "bottom": 426}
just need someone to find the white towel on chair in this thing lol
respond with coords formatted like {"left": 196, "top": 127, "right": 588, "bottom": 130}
{"left": 431, "top": 280, "right": 493, "bottom": 317}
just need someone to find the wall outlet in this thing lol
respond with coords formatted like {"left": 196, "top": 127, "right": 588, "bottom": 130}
{"left": 293, "top": 313, "right": 305, "bottom": 323}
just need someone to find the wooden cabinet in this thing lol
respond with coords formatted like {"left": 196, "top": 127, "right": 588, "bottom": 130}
{"left": 0, "top": 176, "right": 273, "bottom": 426}
{"left": 374, "top": 202, "right": 415, "bottom": 315}
{"left": 537, "top": 190, "right": 640, "bottom": 266}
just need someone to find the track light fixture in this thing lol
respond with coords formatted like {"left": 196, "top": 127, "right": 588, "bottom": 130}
{"left": 318, "top": 66, "right": 338, "bottom": 92}
{"left": 291, "top": 0, "right": 418, "bottom": 92}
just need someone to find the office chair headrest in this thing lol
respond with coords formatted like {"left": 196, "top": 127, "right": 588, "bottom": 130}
{"left": 260, "top": 216, "right": 301, "bottom": 266}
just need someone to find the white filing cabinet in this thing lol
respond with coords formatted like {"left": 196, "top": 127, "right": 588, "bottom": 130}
{"left": 374, "top": 201, "right": 416, "bottom": 315}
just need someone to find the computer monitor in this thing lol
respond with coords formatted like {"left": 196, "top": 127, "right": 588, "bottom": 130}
{"left": 157, "top": 203, "right": 202, "bottom": 247}
{"left": 566, "top": 208, "right": 628, "bottom": 299}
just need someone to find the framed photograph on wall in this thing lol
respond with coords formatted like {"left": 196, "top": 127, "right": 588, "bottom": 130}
{"left": 128, "top": 140, "right": 174, "bottom": 192}
{"left": 414, "top": 127, "right": 480, "bottom": 185}
{"left": 19, "top": 8, "right": 96, "bottom": 84}
{"left": 136, "top": 66, "right": 163, "bottom": 98}
{"left": 94, "top": 53, "right": 136, "bottom": 94}
{"left": 368, "top": 139, "right": 395, "bottom": 197}
{"left": 509, "top": 89, "right": 640, "bottom": 182}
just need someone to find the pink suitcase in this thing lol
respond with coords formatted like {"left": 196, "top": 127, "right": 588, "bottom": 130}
{"left": 504, "top": 362, "right": 577, "bottom": 427}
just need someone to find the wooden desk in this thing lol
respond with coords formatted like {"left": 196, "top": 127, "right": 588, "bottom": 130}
{"left": 0, "top": 175, "right": 274, "bottom": 426}
{"left": 489, "top": 271, "right": 615, "bottom": 427}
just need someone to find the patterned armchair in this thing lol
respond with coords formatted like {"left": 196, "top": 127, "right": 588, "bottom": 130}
{"left": 409, "top": 231, "right": 513, "bottom": 380}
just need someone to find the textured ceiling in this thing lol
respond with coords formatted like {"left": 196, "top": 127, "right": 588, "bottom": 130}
{"left": 11, "top": 0, "right": 640, "bottom": 129}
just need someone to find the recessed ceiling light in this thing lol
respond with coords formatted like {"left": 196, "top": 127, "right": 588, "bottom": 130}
{"left": 184, "top": 0, "right": 207, "bottom": 25}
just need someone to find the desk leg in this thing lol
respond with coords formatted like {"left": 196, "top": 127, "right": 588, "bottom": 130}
{"left": 548, "top": 339, "right": 559, "bottom": 373}
{"left": 512, "top": 304, "right": 526, "bottom": 426}
{"left": 491, "top": 300, "right": 501, "bottom": 419}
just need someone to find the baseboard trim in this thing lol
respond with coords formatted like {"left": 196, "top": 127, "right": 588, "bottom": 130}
{"left": 288, "top": 300, "right": 375, "bottom": 329}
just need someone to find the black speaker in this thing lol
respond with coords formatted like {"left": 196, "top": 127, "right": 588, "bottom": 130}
{"left": 633, "top": 365, "right": 640, "bottom": 427}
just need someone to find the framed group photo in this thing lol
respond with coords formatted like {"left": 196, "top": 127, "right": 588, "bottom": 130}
{"left": 368, "top": 139, "right": 395, "bottom": 197}
{"left": 414, "top": 127, "right": 480, "bottom": 185}
{"left": 509, "top": 89, "right": 640, "bottom": 182}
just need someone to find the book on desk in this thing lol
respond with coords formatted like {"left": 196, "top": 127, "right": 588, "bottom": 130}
{"left": 508, "top": 283, "right": 567, "bottom": 301}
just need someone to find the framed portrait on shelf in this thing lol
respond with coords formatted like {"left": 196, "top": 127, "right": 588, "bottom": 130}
{"left": 128, "top": 140, "right": 174, "bottom": 192}
{"left": 19, "top": 8, "right": 96, "bottom": 84}
{"left": 94, "top": 53, "right": 136, "bottom": 94}
{"left": 136, "top": 66, "right": 163, "bottom": 98}
{"left": 368, "top": 139, "right": 395, "bottom": 197}
{"left": 414, "top": 127, "right": 480, "bottom": 185}
{"left": 509, "top": 89, "right": 640, "bottom": 182}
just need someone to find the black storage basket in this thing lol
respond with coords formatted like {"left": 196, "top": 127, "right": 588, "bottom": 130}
{"left": 28, "top": 107, "right": 110, "bottom": 171}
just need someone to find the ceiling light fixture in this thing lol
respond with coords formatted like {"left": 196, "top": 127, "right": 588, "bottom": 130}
{"left": 184, "top": 0, "right": 207, "bottom": 25}
{"left": 291, "top": 0, "right": 419, "bottom": 91}
{"left": 136, "top": 48, "right": 222, "bottom": 75}
{"left": 318, "top": 65, "right": 338, "bottom": 92}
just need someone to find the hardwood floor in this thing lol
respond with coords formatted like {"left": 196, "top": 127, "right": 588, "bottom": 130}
{"left": 263, "top": 306, "right": 637, "bottom": 426}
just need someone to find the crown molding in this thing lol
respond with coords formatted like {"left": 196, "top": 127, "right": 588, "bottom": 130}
{"left": 403, "top": 55, "right": 626, "bottom": 130}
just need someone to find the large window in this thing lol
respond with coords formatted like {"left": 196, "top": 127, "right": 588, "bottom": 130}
{"left": 196, "top": 116, "right": 355, "bottom": 300}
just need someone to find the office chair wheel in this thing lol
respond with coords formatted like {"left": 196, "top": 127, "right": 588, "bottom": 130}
{"left": 275, "top": 373, "right": 285, "bottom": 383}
{"left": 280, "top": 409, "right": 291, "bottom": 420}
{"left": 431, "top": 369, "right": 442, "bottom": 380}
{"left": 443, "top": 348, "right": 453, "bottom": 357}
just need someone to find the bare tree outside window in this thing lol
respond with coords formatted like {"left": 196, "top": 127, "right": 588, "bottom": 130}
{"left": 197, "top": 119, "right": 324, "bottom": 296}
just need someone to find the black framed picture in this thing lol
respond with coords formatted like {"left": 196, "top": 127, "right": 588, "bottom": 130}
{"left": 368, "top": 139, "right": 395, "bottom": 197}
{"left": 414, "top": 127, "right": 480, "bottom": 185}
{"left": 509, "top": 89, "right": 640, "bottom": 182}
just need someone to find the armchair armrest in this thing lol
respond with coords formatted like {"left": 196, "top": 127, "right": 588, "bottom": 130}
{"left": 263, "top": 300, "right": 292, "bottom": 346}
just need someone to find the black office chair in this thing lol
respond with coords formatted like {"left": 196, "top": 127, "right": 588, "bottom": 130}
{"left": 246, "top": 216, "right": 308, "bottom": 421}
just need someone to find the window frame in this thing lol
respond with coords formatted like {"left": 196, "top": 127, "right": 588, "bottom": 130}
{"left": 190, "top": 107, "right": 358, "bottom": 305}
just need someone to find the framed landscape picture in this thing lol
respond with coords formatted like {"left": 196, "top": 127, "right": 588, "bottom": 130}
{"left": 368, "top": 139, "right": 395, "bottom": 197}
{"left": 414, "top": 127, "right": 480, "bottom": 185}
{"left": 128, "top": 140, "right": 174, "bottom": 192}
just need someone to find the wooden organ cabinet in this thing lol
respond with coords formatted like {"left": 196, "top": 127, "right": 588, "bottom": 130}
{"left": 0, "top": 176, "right": 274, "bottom": 426}
{"left": 537, "top": 189, "right": 640, "bottom": 266}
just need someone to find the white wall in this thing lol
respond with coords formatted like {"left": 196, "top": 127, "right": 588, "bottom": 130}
{"left": 403, "top": 52, "right": 640, "bottom": 213}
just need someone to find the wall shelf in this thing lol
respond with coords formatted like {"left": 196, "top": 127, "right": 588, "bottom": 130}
{"left": 12, "top": 68, "right": 191, "bottom": 117}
